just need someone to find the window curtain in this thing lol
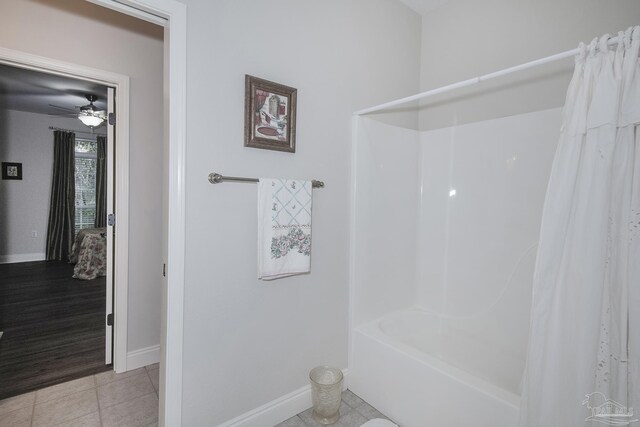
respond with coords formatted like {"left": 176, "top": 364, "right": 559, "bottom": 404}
{"left": 519, "top": 27, "right": 640, "bottom": 425}
{"left": 46, "top": 130, "right": 76, "bottom": 261}
{"left": 95, "top": 135, "right": 107, "bottom": 228}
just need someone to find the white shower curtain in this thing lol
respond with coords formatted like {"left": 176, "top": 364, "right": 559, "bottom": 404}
{"left": 520, "top": 26, "right": 640, "bottom": 426}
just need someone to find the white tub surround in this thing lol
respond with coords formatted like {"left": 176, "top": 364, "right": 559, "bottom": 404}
{"left": 350, "top": 109, "right": 560, "bottom": 426}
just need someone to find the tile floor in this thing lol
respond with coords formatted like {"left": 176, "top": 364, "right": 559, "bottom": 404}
{"left": 0, "top": 364, "right": 159, "bottom": 427}
{"left": 276, "top": 390, "right": 393, "bottom": 427}
{"left": 1, "top": 368, "right": 387, "bottom": 427}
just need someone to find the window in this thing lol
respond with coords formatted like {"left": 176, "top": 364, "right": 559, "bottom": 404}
{"left": 75, "top": 139, "right": 97, "bottom": 233}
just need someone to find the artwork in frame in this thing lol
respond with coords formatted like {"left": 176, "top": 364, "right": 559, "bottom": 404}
{"left": 2, "top": 162, "right": 22, "bottom": 180}
{"left": 244, "top": 75, "right": 297, "bottom": 153}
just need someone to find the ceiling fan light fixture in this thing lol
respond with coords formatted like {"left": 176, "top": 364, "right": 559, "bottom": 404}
{"left": 78, "top": 113, "right": 104, "bottom": 127}
{"left": 76, "top": 94, "right": 105, "bottom": 128}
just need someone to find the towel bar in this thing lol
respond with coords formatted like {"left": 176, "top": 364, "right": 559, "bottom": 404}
{"left": 208, "top": 172, "right": 325, "bottom": 188}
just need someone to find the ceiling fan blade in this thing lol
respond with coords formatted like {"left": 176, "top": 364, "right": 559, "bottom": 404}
{"left": 48, "top": 103, "right": 78, "bottom": 112}
{"left": 48, "top": 112, "right": 79, "bottom": 117}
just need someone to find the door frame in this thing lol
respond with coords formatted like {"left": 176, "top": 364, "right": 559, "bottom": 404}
{"left": 105, "top": 86, "right": 116, "bottom": 365}
{"left": 1, "top": 0, "right": 187, "bottom": 424}
{"left": 0, "top": 48, "right": 131, "bottom": 372}
{"left": 86, "top": 1, "right": 187, "bottom": 426}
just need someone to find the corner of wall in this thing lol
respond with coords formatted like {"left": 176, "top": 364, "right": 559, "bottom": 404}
{"left": 126, "top": 344, "right": 161, "bottom": 370}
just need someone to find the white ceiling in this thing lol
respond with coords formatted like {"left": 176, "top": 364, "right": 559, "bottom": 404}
{"left": 397, "top": 0, "right": 450, "bottom": 15}
{"left": 0, "top": 63, "right": 107, "bottom": 117}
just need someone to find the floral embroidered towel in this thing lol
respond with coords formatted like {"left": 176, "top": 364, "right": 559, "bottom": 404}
{"left": 258, "top": 178, "right": 312, "bottom": 280}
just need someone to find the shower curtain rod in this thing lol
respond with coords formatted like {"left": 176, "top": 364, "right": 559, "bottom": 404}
{"left": 353, "top": 32, "right": 626, "bottom": 116}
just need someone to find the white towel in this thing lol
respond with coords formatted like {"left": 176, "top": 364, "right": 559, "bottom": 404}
{"left": 257, "top": 178, "right": 312, "bottom": 280}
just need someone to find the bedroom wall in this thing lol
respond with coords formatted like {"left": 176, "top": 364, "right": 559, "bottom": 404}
{"left": 179, "top": 0, "right": 421, "bottom": 425}
{"left": 418, "top": 0, "right": 640, "bottom": 130}
{"left": 0, "top": 110, "right": 104, "bottom": 263}
{"left": 0, "top": 0, "right": 164, "bottom": 362}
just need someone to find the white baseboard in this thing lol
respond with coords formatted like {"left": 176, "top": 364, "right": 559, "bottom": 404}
{"left": 126, "top": 344, "right": 160, "bottom": 371}
{"left": 0, "top": 253, "right": 46, "bottom": 264}
{"left": 218, "top": 369, "right": 350, "bottom": 427}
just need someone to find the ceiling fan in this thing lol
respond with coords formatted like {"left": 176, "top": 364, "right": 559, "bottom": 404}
{"left": 49, "top": 94, "right": 107, "bottom": 128}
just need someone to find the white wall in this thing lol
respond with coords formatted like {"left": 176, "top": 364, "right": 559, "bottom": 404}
{"left": 0, "top": 0, "right": 164, "bottom": 355}
{"left": 419, "top": 0, "right": 640, "bottom": 130}
{"left": 179, "top": 0, "right": 421, "bottom": 424}
{"left": 0, "top": 110, "right": 105, "bottom": 262}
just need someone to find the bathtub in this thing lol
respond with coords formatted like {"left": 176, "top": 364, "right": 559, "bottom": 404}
{"left": 349, "top": 309, "right": 522, "bottom": 427}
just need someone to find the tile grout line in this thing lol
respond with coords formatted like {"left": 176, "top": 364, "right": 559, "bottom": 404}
{"left": 5, "top": 369, "right": 161, "bottom": 427}
{"left": 94, "top": 374, "right": 104, "bottom": 427}
{"left": 30, "top": 395, "right": 35, "bottom": 427}
{"left": 145, "top": 367, "right": 158, "bottom": 398}
{"left": 15, "top": 366, "right": 170, "bottom": 427}
{"left": 99, "top": 371, "right": 155, "bottom": 409}
{"left": 287, "top": 390, "right": 383, "bottom": 427}
{"left": 44, "top": 386, "right": 102, "bottom": 427}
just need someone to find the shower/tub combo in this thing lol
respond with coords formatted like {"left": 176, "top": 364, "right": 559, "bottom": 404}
{"left": 348, "top": 26, "right": 639, "bottom": 427}
{"left": 349, "top": 110, "right": 559, "bottom": 426}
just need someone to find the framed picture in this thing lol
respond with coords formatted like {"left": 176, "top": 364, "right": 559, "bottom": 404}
{"left": 2, "top": 162, "right": 22, "bottom": 180}
{"left": 244, "top": 75, "right": 297, "bottom": 153}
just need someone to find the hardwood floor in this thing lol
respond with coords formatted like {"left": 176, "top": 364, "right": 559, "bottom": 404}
{"left": 0, "top": 260, "right": 109, "bottom": 400}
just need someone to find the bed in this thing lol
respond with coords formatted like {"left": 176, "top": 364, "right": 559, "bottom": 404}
{"left": 70, "top": 227, "right": 107, "bottom": 280}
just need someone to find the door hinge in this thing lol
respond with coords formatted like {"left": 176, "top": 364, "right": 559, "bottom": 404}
{"left": 107, "top": 213, "right": 115, "bottom": 226}
{"left": 162, "top": 264, "right": 166, "bottom": 277}
{"left": 108, "top": 112, "right": 116, "bottom": 125}
{"left": 107, "top": 313, "right": 113, "bottom": 326}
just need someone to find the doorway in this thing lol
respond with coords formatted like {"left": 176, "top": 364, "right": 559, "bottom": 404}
{"left": 0, "top": 62, "right": 119, "bottom": 399}
{"left": 0, "top": 0, "right": 186, "bottom": 424}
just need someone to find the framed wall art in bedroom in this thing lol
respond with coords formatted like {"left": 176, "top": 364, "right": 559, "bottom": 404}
{"left": 2, "top": 162, "right": 22, "bottom": 180}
